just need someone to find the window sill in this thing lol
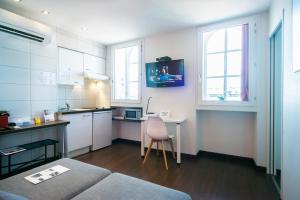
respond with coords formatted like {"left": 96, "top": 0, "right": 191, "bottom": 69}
{"left": 196, "top": 104, "right": 257, "bottom": 113}
{"left": 111, "top": 100, "right": 142, "bottom": 107}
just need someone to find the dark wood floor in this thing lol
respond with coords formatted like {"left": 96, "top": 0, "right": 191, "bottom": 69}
{"left": 76, "top": 141, "right": 280, "bottom": 200}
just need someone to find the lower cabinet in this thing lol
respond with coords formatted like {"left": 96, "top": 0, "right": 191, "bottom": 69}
{"left": 60, "top": 113, "right": 93, "bottom": 152}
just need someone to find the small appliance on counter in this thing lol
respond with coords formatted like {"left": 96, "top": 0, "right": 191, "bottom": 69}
{"left": 123, "top": 108, "right": 142, "bottom": 120}
{"left": 0, "top": 111, "right": 9, "bottom": 129}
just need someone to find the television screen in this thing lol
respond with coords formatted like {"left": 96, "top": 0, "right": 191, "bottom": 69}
{"left": 146, "top": 59, "right": 184, "bottom": 87}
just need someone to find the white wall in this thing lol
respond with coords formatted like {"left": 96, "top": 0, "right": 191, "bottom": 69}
{"left": 0, "top": 30, "right": 60, "bottom": 171}
{"left": 270, "top": 0, "right": 300, "bottom": 199}
{"left": 110, "top": 28, "right": 198, "bottom": 155}
{"left": 108, "top": 12, "right": 270, "bottom": 160}
{"left": 253, "top": 12, "right": 270, "bottom": 167}
{"left": 0, "top": 30, "right": 58, "bottom": 121}
{"left": 58, "top": 80, "right": 99, "bottom": 109}
{"left": 198, "top": 111, "right": 255, "bottom": 158}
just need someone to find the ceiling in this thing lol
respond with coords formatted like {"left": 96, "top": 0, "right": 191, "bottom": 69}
{"left": 0, "top": 0, "right": 271, "bottom": 45}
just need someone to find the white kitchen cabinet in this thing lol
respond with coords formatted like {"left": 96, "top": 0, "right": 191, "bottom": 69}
{"left": 92, "top": 111, "right": 112, "bottom": 150}
{"left": 61, "top": 113, "right": 93, "bottom": 152}
{"left": 83, "top": 54, "right": 106, "bottom": 76}
{"left": 58, "top": 48, "right": 84, "bottom": 85}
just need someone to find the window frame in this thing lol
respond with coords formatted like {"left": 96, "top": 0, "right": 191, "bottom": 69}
{"left": 197, "top": 17, "right": 257, "bottom": 108}
{"left": 111, "top": 40, "right": 142, "bottom": 104}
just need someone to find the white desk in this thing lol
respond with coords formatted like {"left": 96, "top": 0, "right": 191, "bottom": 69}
{"left": 140, "top": 117, "right": 186, "bottom": 165}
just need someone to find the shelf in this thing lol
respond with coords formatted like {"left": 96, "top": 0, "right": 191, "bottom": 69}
{"left": 19, "top": 139, "right": 59, "bottom": 152}
{"left": 0, "top": 157, "right": 60, "bottom": 180}
{"left": 0, "top": 139, "right": 59, "bottom": 178}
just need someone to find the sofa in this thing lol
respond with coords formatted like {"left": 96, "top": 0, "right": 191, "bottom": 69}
{"left": 0, "top": 158, "right": 192, "bottom": 200}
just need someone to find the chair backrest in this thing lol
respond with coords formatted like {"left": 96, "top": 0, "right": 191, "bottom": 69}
{"left": 146, "top": 116, "right": 168, "bottom": 140}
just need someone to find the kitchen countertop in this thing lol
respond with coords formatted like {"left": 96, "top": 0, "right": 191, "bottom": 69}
{"left": 59, "top": 107, "right": 113, "bottom": 115}
{"left": 0, "top": 120, "right": 70, "bottom": 136}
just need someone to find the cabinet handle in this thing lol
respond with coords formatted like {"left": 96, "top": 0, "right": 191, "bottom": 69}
{"left": 83, "top": 114, "right": 91, "bottom": 117}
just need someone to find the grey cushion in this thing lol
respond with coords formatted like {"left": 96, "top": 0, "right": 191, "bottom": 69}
{"left": 0, "top": 191, "right": 28, "bottom": 200}
{"left": 0, "top": 158, "right": 111, "bottom": 200}
{"left": 72, "top": 173, "right": 192, "bottom": 200}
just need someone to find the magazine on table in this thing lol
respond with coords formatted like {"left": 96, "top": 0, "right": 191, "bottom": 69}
{"left": 24, "top": 165, "right": 70, "bottom": 184}
{"left": 0, "top": 146, "right": 26, "bottom": 156}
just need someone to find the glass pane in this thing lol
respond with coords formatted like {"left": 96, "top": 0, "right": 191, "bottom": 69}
{"left": 115, "top": 84, "right": 126, "bottom": 99}
{"left": 127, "top": 82, "right": 138, "bottom": 100}
{"left": 128, "top": 63, "right": 138, "bottom": 82}
{"left": 227, "top": 51, "right": 242, "bottom": 76}
{"left": 114, "top": 44, "right": 140, "bottom": 100}
{"left": 206, "top": 78, "right": 224, "bottom": 100}
{"left": 207, "top": 53, "right": 224, "bottom": 77}
{"left": 226, "top": 77, "right": 241, "bottom": 101}
{"left": 128, "top": 46, "right": 138, "bottom": 64}
{"left": 114, "top": 48, "right": 126, "bottom": 100}
{"left": 204, "top": 29, "right": 225, "bottom": 53}
{"left": 227, "top": 25, "right": 242, "bottom": 51}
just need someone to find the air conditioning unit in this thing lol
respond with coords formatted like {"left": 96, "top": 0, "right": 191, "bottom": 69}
{"left": 0, "top": 8, "right": 52, "bottom": 44}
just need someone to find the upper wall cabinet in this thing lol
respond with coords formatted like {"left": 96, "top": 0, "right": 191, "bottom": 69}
{"left": 83, "top": 54, "right": 109, "bottom": 81}
{"left": 84, "top": 54, "right": 105, "bottom": 75}
{"left": 58, "top": 48, "right": 84, "bottom": 86}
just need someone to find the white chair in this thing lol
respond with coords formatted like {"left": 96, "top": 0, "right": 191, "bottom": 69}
{"left": 142, "top": 116, "right": 176, "bottom": 170}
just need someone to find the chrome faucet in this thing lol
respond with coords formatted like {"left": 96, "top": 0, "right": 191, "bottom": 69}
{"left": 65, "top": 102, "right": 70, "bottom": 111}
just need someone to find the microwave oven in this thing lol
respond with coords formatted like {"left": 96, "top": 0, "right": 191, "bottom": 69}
{"left": 124, "top": 108, "right": 142, "bottom": 120}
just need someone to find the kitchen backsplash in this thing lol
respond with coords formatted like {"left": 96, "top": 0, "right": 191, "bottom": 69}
{"left": 58, "top": 80, "right": 98, "bottom": 110}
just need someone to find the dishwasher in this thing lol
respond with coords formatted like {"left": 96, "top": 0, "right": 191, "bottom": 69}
{"left": 92, "top": 110, "right": 112, "bottom": 151}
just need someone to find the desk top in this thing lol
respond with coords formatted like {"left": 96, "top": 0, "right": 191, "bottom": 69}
{"left": 140, "top": 117, "right": 186, "bottom": 124}
{"left": 0, "top": 120, "right": 70, "bottom": 136}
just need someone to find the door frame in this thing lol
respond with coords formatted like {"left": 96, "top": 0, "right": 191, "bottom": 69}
{"left": 268, "top": 19, "right": 284, "bottom": 193}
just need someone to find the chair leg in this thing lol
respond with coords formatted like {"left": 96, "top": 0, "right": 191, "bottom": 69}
{"left": 161, "top": 141, "right": 168, "bottom": 170}
{"left": 143, "top": 139, "right": 154, "bottom": 164}
{"left": 156, "top": 141, "right": 159, "bottom": 156}
{"left": 169, "top": 139, "right": 176, "bottom": 159}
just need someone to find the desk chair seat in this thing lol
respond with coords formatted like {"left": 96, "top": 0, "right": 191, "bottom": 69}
{"left": 142, "top": 117, "right": 176, "bottom": 170}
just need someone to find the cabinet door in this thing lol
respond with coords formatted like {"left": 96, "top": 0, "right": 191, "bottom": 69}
{"left": 92, "top": 111, "right": 112, "bottom": 150}
{"left": 58, "top": 48, "right": 72, "bottom": 85}
{"left": 84, "top": 54, "right": 105, "bottom": 75}
{"left": 62, "top": 113, "right": 93, "bottom": 152}
{"left": 58, "top": 48, "right": 84, "bottom": 85}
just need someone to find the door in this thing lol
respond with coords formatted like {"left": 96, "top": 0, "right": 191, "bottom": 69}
{"left": 92, "top": 111, "right": 112, "bottom": 150}
{"left": 270, "top": 23, "right": 282, "bottom": 191}
{"left": 58, "top": 48, "right": 84, "bottom": 85}
{"left": 84, "top": 54, "right": 106, "bottom": 75}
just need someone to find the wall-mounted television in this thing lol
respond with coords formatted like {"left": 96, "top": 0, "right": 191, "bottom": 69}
{"left": 146, "top": 59, "right": 184, "bottom": 87}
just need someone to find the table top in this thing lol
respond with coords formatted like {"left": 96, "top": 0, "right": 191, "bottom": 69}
{"left": 0, "top": 120, "right": 70, "bottom": 136}
{"left": 140, "top": 117, "right": 186, "bottom": 123}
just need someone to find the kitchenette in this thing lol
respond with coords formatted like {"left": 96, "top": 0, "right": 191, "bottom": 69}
{"left": 0, "top": 8, "right": 113, "bottom": 178}
{"left": 0, "top": 8, "right": 147, "bottom": 179}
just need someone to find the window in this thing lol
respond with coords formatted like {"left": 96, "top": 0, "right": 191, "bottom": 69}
{"left": 202, "top": 24, "right": 249, "bottom": 102}
{"left": 112, "top": 41, "right": 141, "bottom": 103}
